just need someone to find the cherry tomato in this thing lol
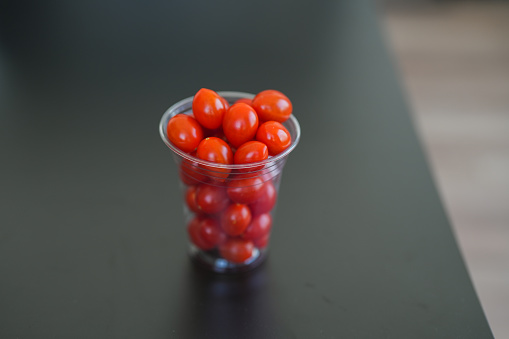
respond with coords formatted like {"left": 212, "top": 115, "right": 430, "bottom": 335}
{"left": 220, "top": 96, "right": 230, "bottom": 110}
{"left": 196, "top": 137, "right": 233, "bottom": 181}
{"left": 233, "top": 141, "right": 269, "bottom": 170}
{"left": 185, "top": 185, "right": 201, "bottom": 214}
{"left": 256, "top": 121, "right": 291, "bottom": 155}
{"left": 167, "top": 114, "right": 204, "bottom": 153}
{"left": 192, "top": 88, "right": 228, "bottom": 129}
{"left": 219, "top": 238, "right": 254, "bottom": 263}
{"left": 249, "top": 180, "right": 277, "bottom": 215}
{"left": 253, "top": 234, "right": 270, "bottom": 249}
{"left": 199, "top": 218, "right": 226, "bottom": 247}
{"left": 196, "top": 137, "right": 233, "bottom": 165}
{"left": 180, "top": 152, "right": 208, "bottom": 185}
{"left": 220, "top": 203, "right": 252, "bottom": 236}
{"left": 242, "top": 213, "right": 272, "bottom": 240}
{"left": 187, "top": 217, "right": 215, "bottom": 250}
{"left": 235, "top": 98, "right": 253, "bottom": 106}
{"left": 195, "top": 184, "right": 229, "bottom": 214}
{"left": 222, "top": 103, "right": 259, "bottom": 148}
{"left": 227, "top": 176, "right": 265, "bottom": 204}
{"left": 252, "top": 90, "right": 292, "bottom": 123}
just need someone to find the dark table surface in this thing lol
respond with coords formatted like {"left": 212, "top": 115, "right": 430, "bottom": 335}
{"left": 0, "top": 1, "right": 493, "bottom": 338}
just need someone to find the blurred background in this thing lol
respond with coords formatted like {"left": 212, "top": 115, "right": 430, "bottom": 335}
{"left": 380, "top": 0, "right": 509, "bottom": 337}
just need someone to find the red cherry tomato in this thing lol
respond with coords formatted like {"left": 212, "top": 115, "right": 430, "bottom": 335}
{"left": 253, "top": 234, "right": 270, "bottom": 249}
{"left": 256, "top": 121, "right": 291, "bottom": 155}
{"left": 219, "top": 238, "right": 254, "bottom": 263}
{"left": 192, "top": 88, "right": 228, "bottom": 129}
{"left": 167, "top": 114, "right": 204, "bottom": 153}
{"left": 180, "top": 152, "right": 208, "bottom": 185}
{"left": 220, "top": 203, "right": 252, "bottom": 236}
{"left": 196, "top": 137, "right": 233, "bottom": 181}
{"left": 252, "top": 90, "right": 292, "bottom": 123}
{"left": 222, "top": 103, "right": 259, "bottom": 148}
{"left": 233, "top": 141, "right": 269, "bottom": 170}
{"left": 185, "top": 185, "right": 201, "bottom": 214}
{"left": 199, "top": 218, "right": 226, "bottom": 247}
{"left": 235, "top": 98, "right": 253, "bottom": 106}
{"left": 242, "top": 213, "right": 272, "bottom": 240}
{"left": 195, "top": 184, "right": 229, "bottom": 214}
{"left": 227, "top": 176, "right": 265, "bottom": 204}
{"left": 187, "top": 217, "right": 215, "bottom": 250}
{"left": 249, "top": 180, "right": 277, "bottom": 215}
{"left": 196, "top": 137, "right": 233, "bottom": 164}
{"left": 220, "top": 96, "right": 230, "bottom": 110}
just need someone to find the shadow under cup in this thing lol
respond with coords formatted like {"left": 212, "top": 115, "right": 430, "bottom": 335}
{"left": 159, "top": 92, "right": 300, "bottom": 273}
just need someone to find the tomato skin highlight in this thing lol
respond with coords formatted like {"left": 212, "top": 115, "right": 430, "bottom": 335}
{"left": 196, "top": 137, "right": 233, "bottom": 164}
{"left": 222, "top": 103, "right": 259, "bottom": 148}
{"left": 249, "top": 180, "right": 277, "bottom": 215}
{"left": 233, "top": 141, "right": 269, "bottom": 170}
{"left": 185, "top": 185, "right": 201, "bottom": 214}
{"left": 192, "top": 88, "right": 228, "bottom": 129}
{"left": 242, "top": 213, "right": 272, "bottom": 240}
{"left": 167, "top": 114, "right": 204, "bottom": 153}
{"left": 188, "top": 216, "right": 225, "bottom": 250}
{"left": 220, "top": 96, "right": 230, "bottom": 111}
{"left": 220, "top": 203, "right": 252, "bottom": 236}
{"left": 195, "top": 184, "right": 229, "bottom": 215}
{"left": 256, "top": 121, "right": 291, "bottom": 155}
{"left": 199, "top": 218, "right": 227, "bottom": 247}
{"left": 227, "top": 176, "right": 265, "bottom": 204}
{"left": 219, "top": 238, "right": 254, "bottom": 263}
{"left": 252, "top": 90, "right": 292, "bottom": 123}
{"left": 187, "top": 217, "right": 214, "bottom": 250}
{"left": 196, "top": 137, "right": 233, "bottom": 181}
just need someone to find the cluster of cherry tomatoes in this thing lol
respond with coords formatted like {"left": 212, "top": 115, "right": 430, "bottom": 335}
{"left": 166, "top": 88, "right": 293, "bottom": 264}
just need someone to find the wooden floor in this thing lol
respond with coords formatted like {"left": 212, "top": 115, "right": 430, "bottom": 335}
{"left": 381, "top": 2, "right": 509, "bottom": 337}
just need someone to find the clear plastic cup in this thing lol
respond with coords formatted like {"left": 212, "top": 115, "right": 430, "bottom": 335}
{"left": 159, "top": 91, "right": 300, "bottom": 273}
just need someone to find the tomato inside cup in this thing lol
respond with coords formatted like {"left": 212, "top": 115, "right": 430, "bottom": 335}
{"left": 160, "top": 91, "right": 300, "bottom": 273}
